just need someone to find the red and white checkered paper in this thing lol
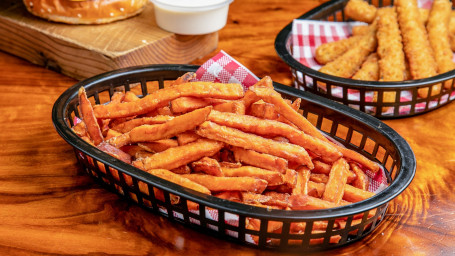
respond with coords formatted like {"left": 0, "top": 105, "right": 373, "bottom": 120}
{"left": 161, "top": 51, "right": 389, "bottom": 243}
{"left": 291, "top": 0, "right": 455, "bottom": 116}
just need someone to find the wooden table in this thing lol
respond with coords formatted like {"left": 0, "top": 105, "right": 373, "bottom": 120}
{"left": 1, "top": 0, "right": 454, "bottom": 255}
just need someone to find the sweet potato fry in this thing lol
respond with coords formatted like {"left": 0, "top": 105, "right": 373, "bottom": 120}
{"left": 191, "top": 157, "right": 224, "bottom": 177}
{"left": 196, "top": 121, "right": 314, "bottom": 168}
{"left": 181, "top": 174, "right": 268, "bottom": 193}
{"left": 147, "top": 169, "right": 210, "bottom": 195}
{"left": 130, "top": 106, "right": 211, "bottom": 143}
{"left": 231, "top": 147, "right": 288, "bottom": 173}
{"left": 138, "top": 139, "right": 178, "bottom": 153}
{"left": 96, "top": 142, "right": 131, "bottom": 164}
{"left": 292, "top": 166, "right": 311, "bottom": 195}
{"left": 106, "top": 132, "right": 131, "bottom": 148}
{"left": 343, "top": 183, "right": 376, "bottom": 202}
{"left": 176, "top": 131, "right": 200, "bottom": 145}
{"left": 213, "top": 100, "right": 246, "bottom": 114}
{"left": 123, "top": 91, "right": 140, "bottom": 102}
{"left": 333, "top": 145, "right": 379, "bottom": 172}
{"left": 322, "top": 158, "right": 349, "bottom": 204}
{"left": 289, "top": 194, "right": 341, "bottom": 210}
{"left": 249, "top": 86, "right": 328, "bottom": 142}
{"left": 427, "top": 0, "right": 455, "bottom": 89}
{"left": 78, "top": 87, "right": 104, "bottom": 145}
{"left": 170, "top": 72, "right": 196, "bottom": 86}
{"left": 141, "top": 139, "right": 224, "bottom": 170}
{"left": 94, "top": 82, "right": 244, "bottom": 119}
{"left": 222, "top": 166, "right": 284, "bottom": 186}
{"left": 111, "top": 115, "right": 174, "bottom": 133}
{"left": 350, "top": 162, "right": 369, "bottom": 190}
{"left": 171, "top": 96, "right": 210, "bottom": 113}
{"left": 242, "top": 192, "right": 289, "bottom": 208}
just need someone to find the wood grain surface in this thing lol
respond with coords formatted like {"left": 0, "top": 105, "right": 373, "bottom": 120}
{"left": 0, "top": 0, "right": 455, "bottom": 255}
{"left": 0, "top": 0, "right": 218, "bottom": 80}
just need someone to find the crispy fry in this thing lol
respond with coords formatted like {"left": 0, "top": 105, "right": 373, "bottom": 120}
{"left": 343, "top": 183, "right": 376, "bottom": 202}
{"left": 334, "top": 145, "right": 379, "bottom": 172}
{"left": 170, "top": 72, "right": 196, "bottom": 86}
{"left": 94, "top": 82, "right": 244, "bottom": 119}
{"left": 352, "top": 53, "right": 379, "bottom": 81}
{"left": 96, "top": 142, "right": 131, "bottom": 164}
{"left": 196, "top": 121, "right": 314, "bottom": 168}
{"left": 315, "top": 36, "right": 362, "bottom": 65}
{"left": 322, "top": 158, "right": 349, "bottom": 204}
{"left": 232, "top": 147, "right": 288, "bottom": 173}
{"left": 191, "top": 157, "right": 224, "bottom": 177}
{"left": 78, "top": 87, "right": 104, "bottom": 145}
{"left": 450, "top": 11, "right": 455, "bottom": 52}
{"left": 181, "top": 174, "right": 268, "bottom": 193}
{"left": 130, "top": 106, "right": 211, "bottom": 143}
{"left": 289, "top": 194, "right": 342, "bottom": 210}
{"left": 170, "top": 165, "right": 191, "bottom": 174}
{"left": 123, "top": 91, "right": 140, "bottom": 102}
{"left": 170, "top": 96, "right": 210, "bottom": 113}
{"left": 396, "top": 0, "right": 440, "bottom": 97}
{"left": 319, "top": 22, "right": 377, "bottom": 79}
{"left": 427, "top": 0, "right": 455, "bottom": 89}
{"left": 344, "top": 0, "right": 377, "bottom": 23}
{"left": 141, "top": 139, "right": 224, "bottom": 170}
{"left": 222, "top": 166, "right": 284, "bottom": 186}
{"left": 107, "top": 132, "right": 131, "bottom": 148}
{"left": 213, "top": 100, "right": 246, "bottom": 114}
{"left": 207, "top": 110, "right": 341, "bottom": 163}
{"left": 214, "top": 191, "right": 242, "bottom": 202}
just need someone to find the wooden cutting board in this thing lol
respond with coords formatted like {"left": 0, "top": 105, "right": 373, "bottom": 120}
{"left": 0, "top": 0, "right": 218, "bottom": 80}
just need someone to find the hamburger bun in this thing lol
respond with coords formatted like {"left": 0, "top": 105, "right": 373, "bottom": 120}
{"left": 23, "top": 0, "right": 148, "bottom": 24}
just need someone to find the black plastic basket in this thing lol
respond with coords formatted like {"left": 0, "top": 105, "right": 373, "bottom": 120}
{"left": 52, "top": 64, "right": 415, "bottom": 251}
{"left": 275, "top": 0, "right": 455, "bottom": 119}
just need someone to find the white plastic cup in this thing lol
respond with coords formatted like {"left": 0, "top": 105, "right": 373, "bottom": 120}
{"left": 150, "top": 0, "right": 234, "bottom": 35}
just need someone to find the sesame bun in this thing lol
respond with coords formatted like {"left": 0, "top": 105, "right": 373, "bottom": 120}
{"left": 23, "top": 0, "right": 148, "bottom": 24}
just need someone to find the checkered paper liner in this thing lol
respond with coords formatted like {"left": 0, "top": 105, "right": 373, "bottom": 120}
{"left": 154, "top": 51, "right": 391, "bottom": 244}
{"left": 290, "top": 0, "right": 455, "bottom": 116}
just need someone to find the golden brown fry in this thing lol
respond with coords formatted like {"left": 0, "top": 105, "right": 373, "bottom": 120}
{"left": 343, "top": 183, "right": 376, "bottom": 202}
{"left": 196, "top": 121, "right": 314, "bottom": 168}
{"left": 170, "top": 72, "right": 196, "bottom": 86}
{"left": 222, "top": 166, "right": 284, "bottom": 186}
{"left": 315, "top": 36, "right": 362, "bottom": 65}
{"left": 352, "top": 53, "right": 379, "bottom": 81}
{"left": 344, "top": 0, "right": 377, "bottom": 23}
{"left": 123, "top": 91, "right": 140, "bottom": 102}
{"left": 181, "top": 174, "right": 268, "bottom": 193}
{"left": 207, "top": 110, "right": 341, "bottom": 163}
{"left": 147, "top": 169, "right": 211, "bottom": 195}
{"left": 319, "top": 22, "right": 377, "bottom": 78}
{"left": 130, "top": 106, "right": 211, "bottom": 143}
{"left": 141, "top": 139, "right": 224, "bottom": 170}
{"left": 107, "top": 132, "right": 131, "bottom": 148}
{"left": 322, "top": 158, "right": 349, "bottom": 204}
{"left": 427, "top": 0, "right": 455, "bottom": 89}
{"left": 170, "top": 96, "right": 210, "bottom": 113}
{"left": 232, "top": 147, "right": 288, "bottom": 173}
{"left": 213, "top": 100, "right": 246, "bottom": 114}
{"left": 334, "top": 145, "right": 379, "bottom": 172}
{"left": 176, "top": 131, "right": 200, "bottom": 145}
{"left": 96, "top": 142, "right": 131, "bottom": 164}
{"left": 396, "top": 0, "right": 440, "bottom": 97}
{"left": 450, "top": 11, "right": 455, "bottom": 52}
{"left": 78, "top": 87, "right": 104, "bottom": 145}
{"left": 93, "top": 82, "right": 244, "bottom": 119}
{"left": 191, "top": 157, "right": 224, "bottom": 177}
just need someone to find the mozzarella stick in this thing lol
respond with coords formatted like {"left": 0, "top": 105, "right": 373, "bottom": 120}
{"left": 396, "top": 0, "right": 440, "bottom": 97}
{"left": 315, "top": 36, "right": 361, "bottom": 65}
{"left": 319, "top": 22, "right": 377, "bottom": 78}
{"left": 449, "top": 11, "right": 455, "bottom": 52}
{"left": 352, "top": 53, "right": 379, "bottom": 81}
{"left": 427, "top": 0, "right": 455, "bottom": 89}
{"left": 344, "top": 0, "right": 377, "bottom": 23}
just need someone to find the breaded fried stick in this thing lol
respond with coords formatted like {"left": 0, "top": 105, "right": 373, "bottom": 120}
{"left": 315, "top": 36, "right": 362, "bottom": 65}
{"left": 427, "top": 0, "right": 455, "bottom": 89}
{"left": 395, "top": 0, "right": 440, "bottom": 97}
{"left": 352, "top": 53, "right": 379, "bottom": 81}
{"left": 319, "top": 22, "right": 377, "bottom": 78}
{"left": 377, "top": 7, "right": 406, "bottom": 82}
{"left": 344, "top": 0, "right": 377, "bottom": 23}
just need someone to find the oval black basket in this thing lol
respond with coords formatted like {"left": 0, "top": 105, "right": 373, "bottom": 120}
{"left": 52, "top": 64, "right": 415, "bottom": 251}
{"left": 275, "top": 0, "right": 455, "bottom": 119}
